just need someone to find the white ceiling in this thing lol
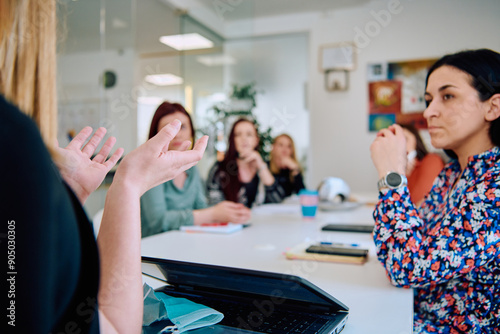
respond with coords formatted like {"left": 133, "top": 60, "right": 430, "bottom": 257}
{"left": 59, "top": 0, "right": 371, "bottom": 54}
{"left": 191, "top": 0, "right": 371, "bottom": 21}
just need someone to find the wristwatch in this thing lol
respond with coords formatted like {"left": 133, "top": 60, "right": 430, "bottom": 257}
{"left": 377, "top": 172, "right": 407, "bottom": 191}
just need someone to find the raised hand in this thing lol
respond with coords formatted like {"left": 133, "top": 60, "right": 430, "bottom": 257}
{"left": 55, "top": 127, "right": 123, "bottom": 204}
{"left": 113, "top": 120, "right": 208, "bottom": 197}
{"left": 370, "top": 124, "right": 407, "bottom": 178}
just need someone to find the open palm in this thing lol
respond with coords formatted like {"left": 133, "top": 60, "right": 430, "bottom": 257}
{"left": 115, "top": 120, "right": 208, "bottom": 196}
{"left": 55, "top": 127, "right": 123, "bottom": 204}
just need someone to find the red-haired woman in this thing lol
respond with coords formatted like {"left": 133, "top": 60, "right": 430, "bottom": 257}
{"left": 141, "top": 102, "right": 250, "bottom": 237}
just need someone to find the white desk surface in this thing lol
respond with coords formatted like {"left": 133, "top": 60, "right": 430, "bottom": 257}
{"left": 141, "top": 202, "right": 413, "bottom": 334}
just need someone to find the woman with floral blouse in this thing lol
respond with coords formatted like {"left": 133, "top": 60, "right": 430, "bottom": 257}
{"left": 370, "top": 49, "right": 500, "bottom": 333}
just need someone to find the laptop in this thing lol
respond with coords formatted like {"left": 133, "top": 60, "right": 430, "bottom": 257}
{"left": 141, "top": 256, "right": 349, "bottom": 334}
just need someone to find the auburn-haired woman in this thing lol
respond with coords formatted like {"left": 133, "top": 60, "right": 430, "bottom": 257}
{"left": 207, "top": 118, "right": 282, "bottom": 207}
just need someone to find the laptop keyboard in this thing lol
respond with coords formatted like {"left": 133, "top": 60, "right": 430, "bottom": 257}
{"left": 173, "top": 292, "right": 333, "bottom": 334}
{"left": 219, "top": 307, "right": 330, "bottom": 333}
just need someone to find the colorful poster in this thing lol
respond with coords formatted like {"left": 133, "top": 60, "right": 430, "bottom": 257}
{"left": 367, "top": 58, "right": 438, "bottom": 131}
{"left": 368, "top": 80, "right": 401, "bottom": 114}
{"left": 369, "top": 113, "right": 396, "bottom": 132}
{"left": 388, "top": 59, "right": 437, "bottom": 114}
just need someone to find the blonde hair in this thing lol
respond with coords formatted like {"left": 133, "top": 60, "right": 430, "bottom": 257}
{"left": 270, "top": 133, "right": 301, "bottom": 179}
{"left": 0, "top": 0, "right": 58, "bottom": 147}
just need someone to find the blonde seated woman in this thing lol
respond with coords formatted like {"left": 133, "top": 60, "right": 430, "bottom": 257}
{"left": 269, "top": 134, "right": 306, "bottom": 201}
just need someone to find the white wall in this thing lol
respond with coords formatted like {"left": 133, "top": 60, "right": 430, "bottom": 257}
{"left": 307, "top": 0, "right": 500, "bottom": 192}
{"left": 224, "top": 33, "right": 310, "bottom": 170}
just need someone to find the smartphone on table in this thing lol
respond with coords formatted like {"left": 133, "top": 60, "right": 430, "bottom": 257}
{"left": 305, "top": 245, "right": 368, "bottom": 257}
{"left": 321, "top": 224, "right": 374, "bottom": 233}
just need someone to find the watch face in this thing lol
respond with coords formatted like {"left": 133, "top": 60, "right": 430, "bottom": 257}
{"left": 386, "top": 172, "right": 402, "bottom": 187}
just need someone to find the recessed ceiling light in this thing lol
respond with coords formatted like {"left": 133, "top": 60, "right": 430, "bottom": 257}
{"left": 145, "top": 74, "right": 184, "bottom": 86}
{"left": 197, "top": 54, "right": 236, "bottom": 66}
{"left": 159, "top": 33, "right": 214, "bottom": 51}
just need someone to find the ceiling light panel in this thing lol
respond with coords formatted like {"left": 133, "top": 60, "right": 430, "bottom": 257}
{"left": 145, "top": 74, "right": 184, "bottom": 86}
{"left": 159, "top": 33, "right": 214, "bottom": 51}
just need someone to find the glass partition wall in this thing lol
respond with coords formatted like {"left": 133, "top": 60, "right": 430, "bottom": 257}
{"left": 57, "top": 0, "right": 138, "bottom": 217}
{"left": 57, "top": 0, "right": 136, "bottom": 149}
{"left": 57, "top": 0, "right": 228, "bottom": 216}
{"left": 57, "top": 0, "right": 309, "bottom": 217}
{"left": 136, "top": 13, "right": 225, "bottom": 173}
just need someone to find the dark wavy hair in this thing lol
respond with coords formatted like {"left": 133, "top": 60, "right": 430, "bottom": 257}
{"left": 425, "top": 49, "right": 500, "bottom": 158}
{"left": 148, "top": 101, "right": 195, "bottom": 143}
{"left": 218, "top": 118, "right": 259, "bottom": 202}
{"left": 399, "top": 123, "right": 428, "bottom": 161}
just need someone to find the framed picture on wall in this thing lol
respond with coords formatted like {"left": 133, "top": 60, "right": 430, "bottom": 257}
{"left": 367, "top": 58, "right": 438, "bottom": 131}
{"left": 368, "top": 80, "right": 401, "bottom": 115}
{"left": 319, "top": 42, "right": 356, "bottom": 72}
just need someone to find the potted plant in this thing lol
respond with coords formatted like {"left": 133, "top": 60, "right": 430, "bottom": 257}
{"left": 207, "top": 82, "right": 273, "bottom": 161}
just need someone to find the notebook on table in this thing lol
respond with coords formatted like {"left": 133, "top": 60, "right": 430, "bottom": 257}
{"left": 142, "top": 256, "right": 349, "bottom": 334}
{"left": 285, "top": 242, "right": 369, "bottom": 265}
{"left": 180, "top": 223, "right": 243, "bottom": 234}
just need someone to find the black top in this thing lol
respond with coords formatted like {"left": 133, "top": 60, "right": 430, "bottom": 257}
{"left": 0, "top": 95, "right": 100, "bottom": 333}
{"left": 240, "top": 173, "right": 260, "bottom": 208}
{"left": 206, "top": 162, "right": 282, "bottom": 208}
{"left": 271, "top": 168, "right": 306, "bottom": 199}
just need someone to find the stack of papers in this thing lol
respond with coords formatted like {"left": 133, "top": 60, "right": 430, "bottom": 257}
{"left": 180, "top": 223, "right": 243, "bottom": 234}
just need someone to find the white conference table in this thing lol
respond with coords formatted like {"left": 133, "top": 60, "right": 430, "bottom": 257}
{"left": 141, "top": 201, "right": 413, "bottom": 334}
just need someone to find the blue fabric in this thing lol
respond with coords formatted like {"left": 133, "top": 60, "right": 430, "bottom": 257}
{"left": 140, "top": 166, "right": 208, "bottom": 237}
{"left": 143, "top": 283, "right": 224, "bottom": 333}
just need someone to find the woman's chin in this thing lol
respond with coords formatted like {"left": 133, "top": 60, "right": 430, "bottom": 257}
{"left": 429, "top": 137, "right": 446, "bottom": 150}
{"left": 238, "top": 150, "right": 252, "bottom": 158}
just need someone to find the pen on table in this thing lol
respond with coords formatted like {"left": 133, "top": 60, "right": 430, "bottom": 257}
{"left": 320, "top": 241, "right": 360, "bottom": 247}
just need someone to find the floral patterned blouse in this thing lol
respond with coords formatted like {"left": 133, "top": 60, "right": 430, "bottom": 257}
{"left": 373, "top": 147, "right": 500, "bottom": 333}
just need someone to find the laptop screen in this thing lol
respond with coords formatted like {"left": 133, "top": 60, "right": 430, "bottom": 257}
{"left": 142, "top": 256, "right": 348, "bottom": 312}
